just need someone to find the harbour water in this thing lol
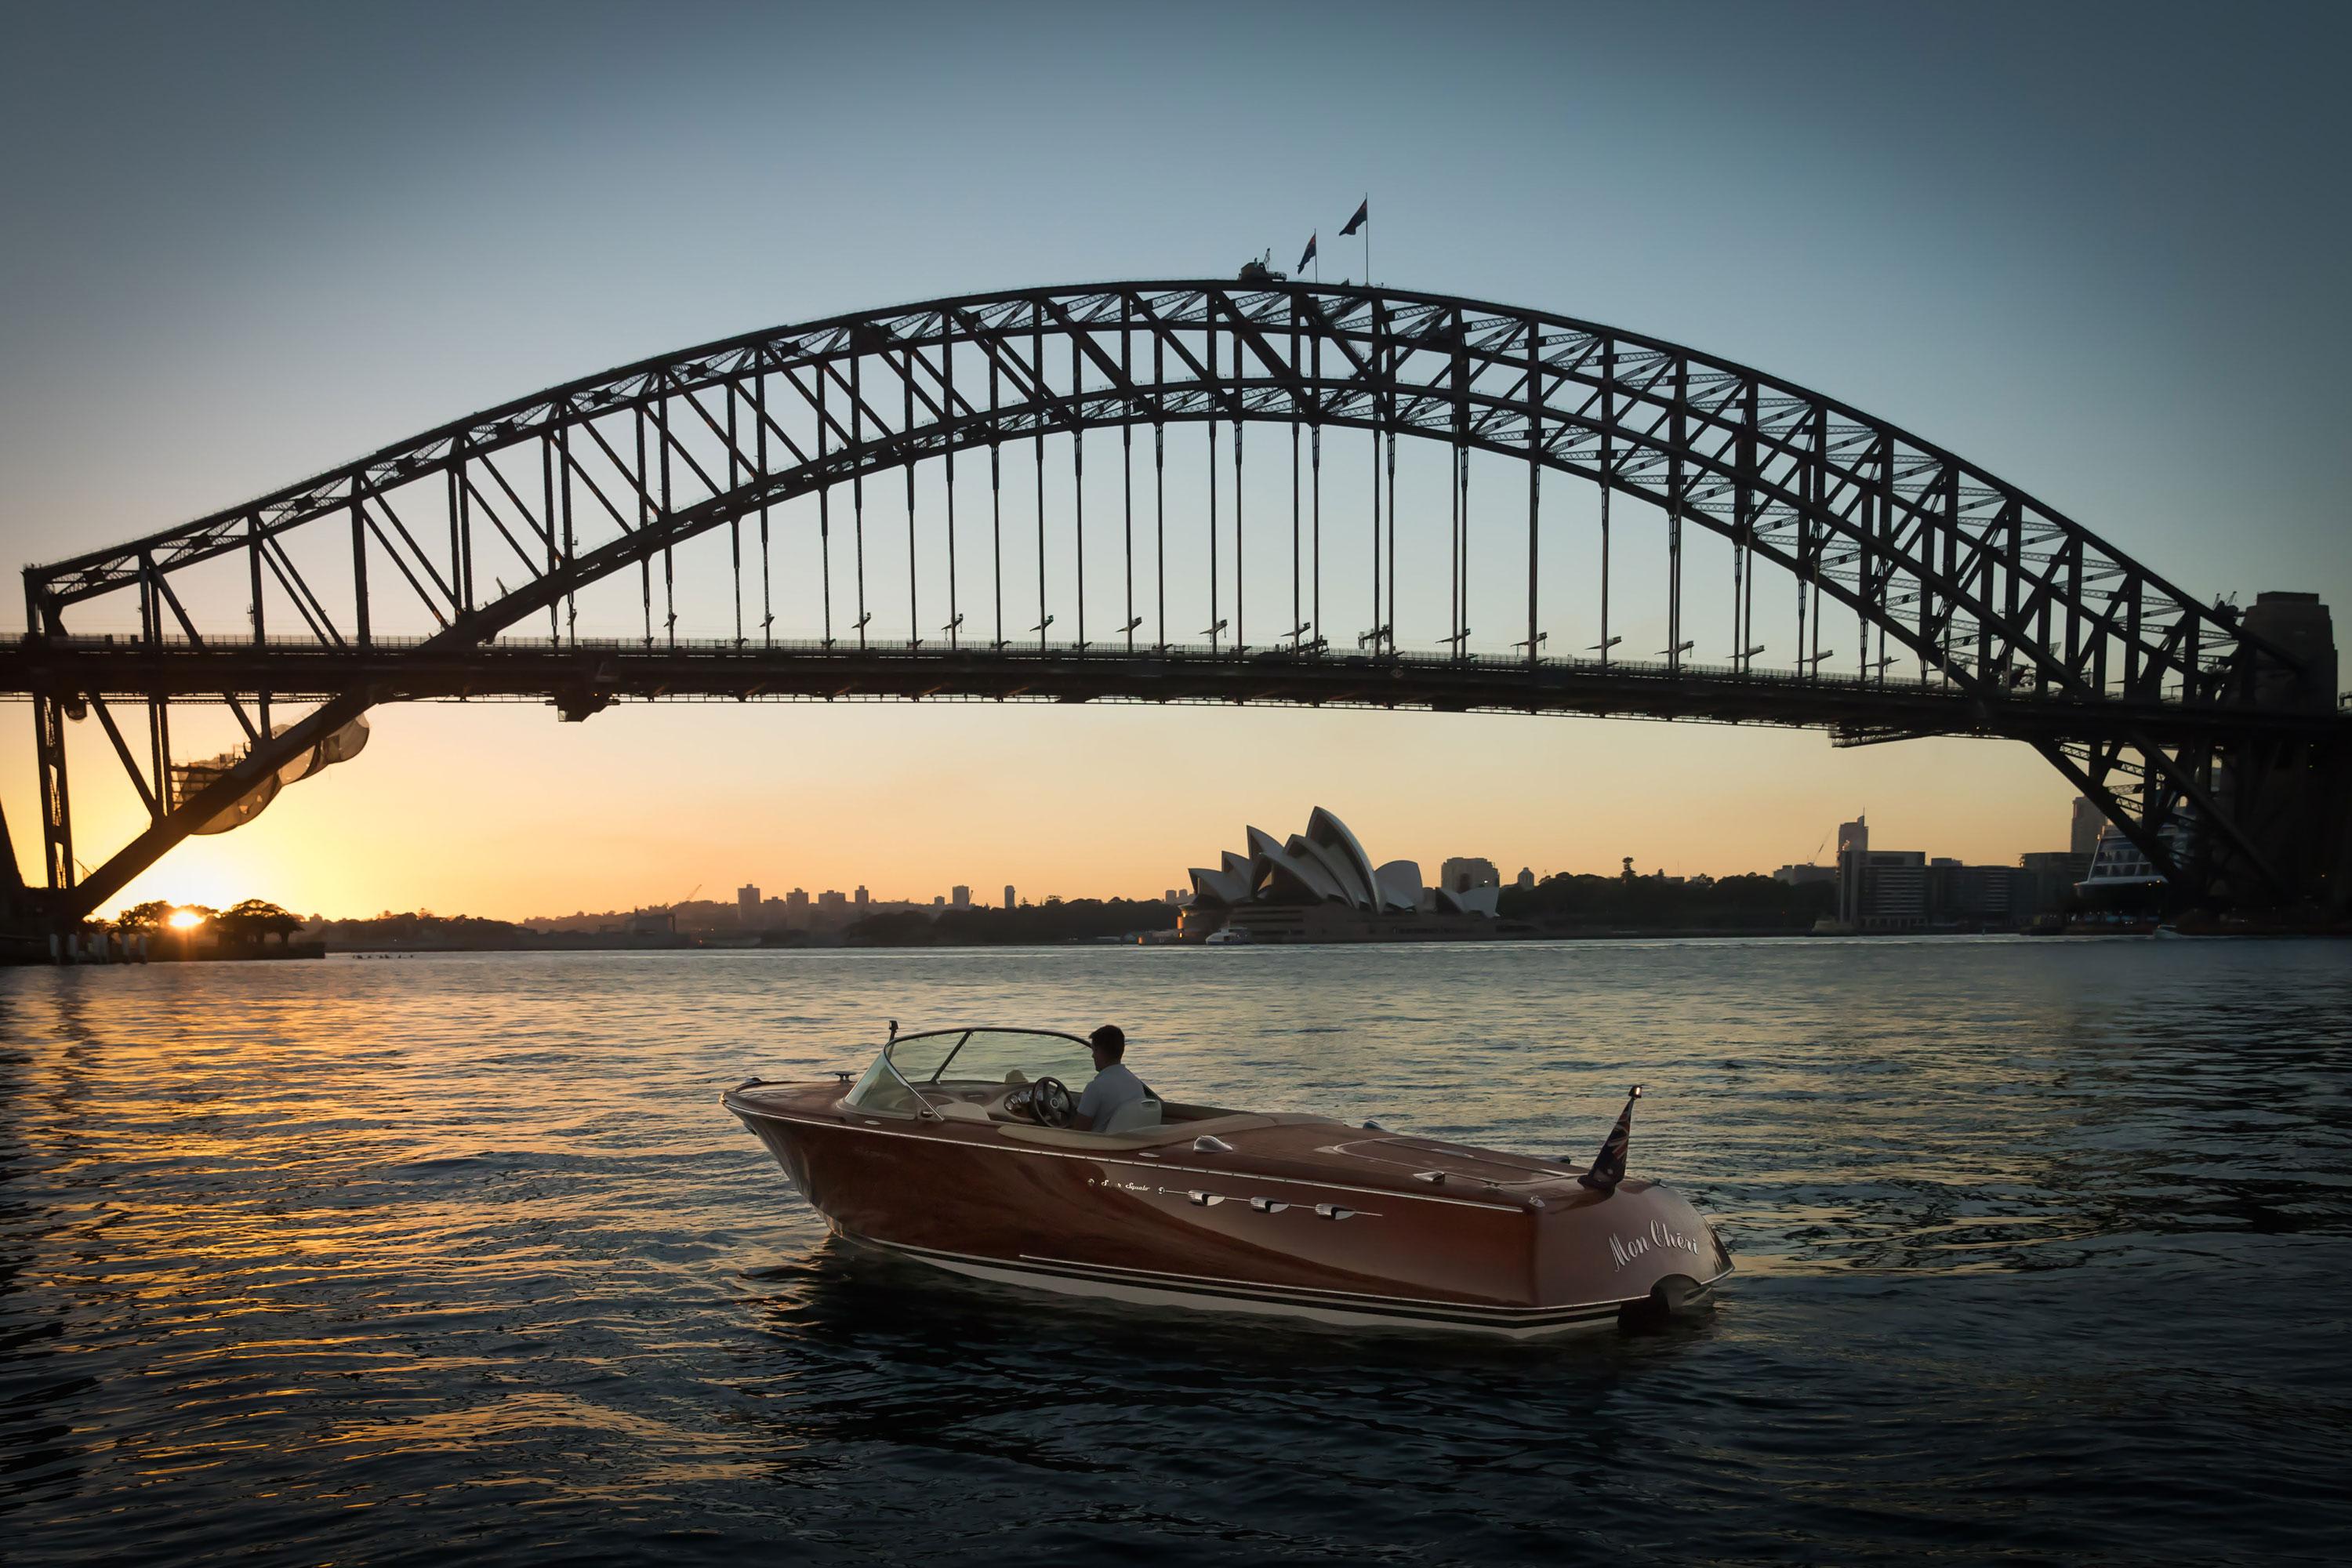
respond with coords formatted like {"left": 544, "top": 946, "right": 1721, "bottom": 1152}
{"left": 3, "top": 938, "right": 2347, "bottom": 1564}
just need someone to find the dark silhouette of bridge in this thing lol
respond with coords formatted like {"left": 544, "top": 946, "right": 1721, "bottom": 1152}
{"left": 3, "top": 280, "right": 2344, "bottom": 927}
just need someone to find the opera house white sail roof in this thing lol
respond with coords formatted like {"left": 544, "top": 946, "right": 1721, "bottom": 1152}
{"left": 1185, "top": 808, "right": 1498, "bottom": 919}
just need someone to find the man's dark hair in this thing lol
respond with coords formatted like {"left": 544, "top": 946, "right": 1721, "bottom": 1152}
{"left": 1089, "top": 1024, "right": 1126, "bottom": 1058}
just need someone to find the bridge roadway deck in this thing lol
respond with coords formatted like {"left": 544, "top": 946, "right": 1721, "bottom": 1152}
{"left": 2, "top": 637, "right": 2332, "bottom": 746}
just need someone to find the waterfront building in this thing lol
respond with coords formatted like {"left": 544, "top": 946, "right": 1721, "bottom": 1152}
{"left": 855, "top": 886, "right": 869, "bottom": 908}
{"left": 1181, "top": 808, "right": 1501, "bottom": 942}
{"left": 1930, "top": 859, "right": 2014, "bottom": 926}
{"left": 2015, "top": 852, "right": 2089, "bottom": 920}
{"left": 1858, "top": 853, "right": 1929, "bottom": 929}
{"left": 818, "top": 890, "right": 846, "bottom": 911}
{"left": 786, "top": 887, "right": 810, "bottom": 913}
{"left": 1440, "top": 857, "right": 1501, "bottom": 895}
{"left": 1818, "top": 808, "right": 2148, "bottom": 931}
{"left": 737, "top": 884, "right": 760, "bottom": 924}
{"left": 1835, "top": 819, "right": 1933, "bottom": 930}
{"left": 951, "top": 885, "right": 971, "bottom": 909}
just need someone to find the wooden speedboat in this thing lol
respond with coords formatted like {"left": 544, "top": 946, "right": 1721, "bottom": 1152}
{"left": 723, "top": 1025, "right": 1732, "bottom": 1338}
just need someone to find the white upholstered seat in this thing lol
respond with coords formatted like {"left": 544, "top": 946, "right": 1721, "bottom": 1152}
{"left": 1100, "top": 1098, "right": 1163, "bottom": 1134}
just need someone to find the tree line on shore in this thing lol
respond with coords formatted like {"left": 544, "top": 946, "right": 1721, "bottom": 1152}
{"left": 1496, "top": 869, "right": 1836, "bottom": 930}
{"left": 840, "top": 899, "right": 1180, "bottom": 947}
{"left": 110, "top": 899, "right": 307, "bottom": 943}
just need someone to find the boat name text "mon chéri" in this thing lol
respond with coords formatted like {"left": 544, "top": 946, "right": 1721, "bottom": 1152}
{"left": 1608, "top": 1219, "right": 1707, "bottom": 1270}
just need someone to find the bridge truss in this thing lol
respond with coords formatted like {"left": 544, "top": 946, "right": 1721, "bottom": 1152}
{"left": 5, "top": 281, "right": 2343, "bottom": 923}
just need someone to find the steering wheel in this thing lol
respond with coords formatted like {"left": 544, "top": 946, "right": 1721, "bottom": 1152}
{"left": 1029, "top": 1076, "right": 1075, "bottom": 1128}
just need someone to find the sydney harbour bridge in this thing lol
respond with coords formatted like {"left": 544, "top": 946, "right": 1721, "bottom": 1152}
{"left": 2, "top": 279, "right": 2344, "bottom": 929}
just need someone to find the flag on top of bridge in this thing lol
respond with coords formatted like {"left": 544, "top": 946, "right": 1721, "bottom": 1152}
{"left": 1341, "top": 198, "right": 1369, "bottom": 236}
{"left": 1298, "top": 233, "right": 1316, "bottom": 271}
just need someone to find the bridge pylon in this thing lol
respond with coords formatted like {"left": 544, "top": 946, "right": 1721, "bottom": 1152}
{"left": 2216, "top": 593, "right": 2347, "bottom": 911}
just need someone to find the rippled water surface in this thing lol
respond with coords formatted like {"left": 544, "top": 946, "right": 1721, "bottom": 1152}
{"left": 4, "top": 938, "right": 2349, "bottom": 1564}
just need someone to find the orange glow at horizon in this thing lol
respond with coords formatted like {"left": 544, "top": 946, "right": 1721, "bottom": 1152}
{"left": 4, "top": 697, "right": 2082, "bottom": 924}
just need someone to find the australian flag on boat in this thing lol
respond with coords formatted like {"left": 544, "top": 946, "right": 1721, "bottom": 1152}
{"left": 1578, "top": 1085, "right": 1642, "bottom": 1193}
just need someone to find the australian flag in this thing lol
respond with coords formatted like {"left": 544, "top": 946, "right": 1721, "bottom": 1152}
{"left": 1578, "top": 1084, "right": 1643, "bottom": 1193}
{"left": 1341, "top": 198, "right": 1369, "bottom": 236}
{"left": 1298, "top": 233, "right": 1317, "bottom": 271}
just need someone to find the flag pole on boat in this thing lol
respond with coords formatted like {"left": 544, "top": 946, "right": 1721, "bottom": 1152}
{"left": 1577, "top": 1084, "right": 1642, "bottom": 1194}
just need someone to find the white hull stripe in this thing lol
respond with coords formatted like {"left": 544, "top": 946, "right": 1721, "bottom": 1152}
{"left": 865, "top": 1236, "right": 1662, "bottom": 1332}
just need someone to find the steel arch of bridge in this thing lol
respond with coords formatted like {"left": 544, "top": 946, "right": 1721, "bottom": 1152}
{"left": 6, "top": 280, "right": 2344, "bottom": 924}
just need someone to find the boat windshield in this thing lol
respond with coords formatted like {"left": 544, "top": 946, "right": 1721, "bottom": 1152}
{"left": 843, "top": 1028, "right": 1098, "bottom": 1116}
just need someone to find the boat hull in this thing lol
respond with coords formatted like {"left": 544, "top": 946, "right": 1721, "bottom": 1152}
{"left": 848, "top": 1236, "right": 1634, "bottom": 1338}
{"left": 728, "top": 1083, "right": 1731, "bottom": 1338}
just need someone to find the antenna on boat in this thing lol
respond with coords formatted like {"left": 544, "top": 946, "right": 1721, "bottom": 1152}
{"left": 1577, "top": 1085, "right": 1643, "bottom": 1195}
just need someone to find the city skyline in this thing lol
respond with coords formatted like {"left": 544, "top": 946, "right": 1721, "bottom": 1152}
{"left": 5, "top": 3, "right": 2343, "bottom": 923}
{"left": 144, "top": 788, "right": 2090, "bottom": 924}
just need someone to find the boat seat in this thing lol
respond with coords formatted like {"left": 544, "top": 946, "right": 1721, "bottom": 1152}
{"left": 1100, "top": 1098, "right": 1163, "bottom": 1134}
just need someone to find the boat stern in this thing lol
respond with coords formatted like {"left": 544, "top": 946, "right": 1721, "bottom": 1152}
{"left": 1534, "top": 1178, "right": 1733, "bottom": 1323}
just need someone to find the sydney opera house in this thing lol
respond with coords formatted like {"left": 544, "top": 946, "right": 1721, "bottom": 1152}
{"left": 1180, "top": 808, "right": 1504, "bottom": 942}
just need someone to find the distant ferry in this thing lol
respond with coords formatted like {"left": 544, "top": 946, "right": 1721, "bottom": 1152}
{"left": 2074, "top": 819, "right": 2185, "bottom": 906}
{"left": 1202, "top": 927, "right": 1255, "bottom": 946}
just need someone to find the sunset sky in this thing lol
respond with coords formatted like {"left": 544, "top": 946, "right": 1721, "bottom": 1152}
{"left": 3, "top": 2, "right": 2346, "bottom": 920}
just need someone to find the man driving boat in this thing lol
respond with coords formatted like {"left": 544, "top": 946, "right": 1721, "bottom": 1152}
{"left": 1069, "top": 1024, "right": 1151, "bottom": 1131}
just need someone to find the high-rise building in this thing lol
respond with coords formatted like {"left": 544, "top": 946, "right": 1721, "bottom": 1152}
{"left": 1834, "top": 818, "right": 1934, "bottom": 929}
{"left": 737, "top": 884, "right": 760, "bottom": 923}
{"left": 1774, "top": 863, "right": 1835, "bottom": 887}
{"left": 1835, "top": 818, "right": 1870, "bottom": 925}
{"left": 2070, "top": 797, "right": 2105, "bottom": 859}
{"left": 1163, "top": 888, "right": 1184, "bottom": 905}
{"left": 786, "top": 887, "right": 810, "bottom": 912}
{"left": 1004, "top": 884, "right": 1017, "bottom": 909}
{"left": 854, "top": 885, "right": 869, "bottom": 908}
{"left": 818, "top": 889, "right": 846, "bottom": 910}
{"left": 951, "top": 885, "right": 971, "bottom": 909}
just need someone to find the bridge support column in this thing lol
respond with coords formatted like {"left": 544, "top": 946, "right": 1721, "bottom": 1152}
{"left": 34, "top": 690, "right": 72, "bottom": 898}
{"left": 0, "top": 797, "right": 26, "bottom": 926}
{"left": 2216, "top": 593, "right": 2348, "bottom": 913}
